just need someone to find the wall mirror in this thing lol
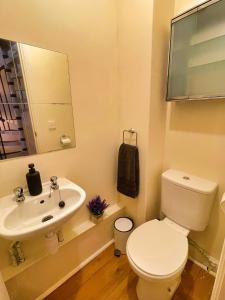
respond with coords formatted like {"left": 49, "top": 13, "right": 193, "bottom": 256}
{"left": 0, "top": 38, "right": 75, "bottom": 160}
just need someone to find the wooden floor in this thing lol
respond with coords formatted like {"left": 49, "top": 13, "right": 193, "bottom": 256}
{"left": 45, "top": 244, "right": 215, "bottom": 300}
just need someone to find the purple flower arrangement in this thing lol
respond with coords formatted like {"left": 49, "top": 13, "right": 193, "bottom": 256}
{"left": 87, "top": 195, "right": 109, "bottom": 216}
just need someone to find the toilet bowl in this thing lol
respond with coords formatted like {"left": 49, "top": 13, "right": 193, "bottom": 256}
{"left": 127, "top": 218, "right": 189, "bottom": 300}
{"left": 126, "top": 169, "right": 217, "bottom": 300}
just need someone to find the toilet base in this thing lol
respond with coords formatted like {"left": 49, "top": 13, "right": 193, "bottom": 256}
{"left": 136, "top": 276, "right": 181, "bottom": 300}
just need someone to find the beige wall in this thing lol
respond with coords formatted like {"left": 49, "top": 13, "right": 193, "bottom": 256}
{"left": 117, "top": 0, "right": 174, "bottom": 224}
{"left": 164, "top": 0, "right": 225, "bottom": 260}
{"left": 117, "top": 0, "right": 154, "bottom": 224}
{"left": 0, "top": 0, "right": 119, "bottom": 298}
{"left": 146, "top": 0, "right": 174, "bottom": 220}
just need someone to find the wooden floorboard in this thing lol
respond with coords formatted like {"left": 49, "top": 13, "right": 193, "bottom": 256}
{"left": 45, "top": 244, "right": 215, "bottom": 300}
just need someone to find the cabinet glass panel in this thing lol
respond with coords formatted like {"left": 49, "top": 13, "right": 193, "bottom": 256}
{"left": 168, "top": 13, "right": 197, "bottom": 99}
{"left": 167, "top": 0, "right": 225, "bottom": 101}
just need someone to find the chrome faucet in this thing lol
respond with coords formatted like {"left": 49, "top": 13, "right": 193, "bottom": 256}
{"left": 13, "top": 187, "right": 25, "bottom": 203}
{"left": 50, "top": 176, "right": 59, "bottom": 190}
{"left": 49, "top": 176, "right": 59, "bottom": 198}
{"left": 9, "top": 241, "right": 25, "bottom": 266}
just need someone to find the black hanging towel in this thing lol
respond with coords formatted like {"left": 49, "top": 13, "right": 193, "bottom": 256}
{"left": 117, "top": 143, "right": 139, "bottom": 198}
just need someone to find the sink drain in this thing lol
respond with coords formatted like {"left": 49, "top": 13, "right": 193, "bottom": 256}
{"left": 42, "top": 215, "right": 53, "bottom": 223}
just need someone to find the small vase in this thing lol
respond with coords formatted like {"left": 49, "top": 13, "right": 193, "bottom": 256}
{"left": 90, "top": 213, "right": 104, "bottom": 224}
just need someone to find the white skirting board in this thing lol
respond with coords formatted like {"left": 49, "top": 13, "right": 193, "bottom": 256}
{"left": 188, "top": 255, "right": 218, "bottom": 277}
{"left": 35, "top": 239, "right": 114, "bottom": 300}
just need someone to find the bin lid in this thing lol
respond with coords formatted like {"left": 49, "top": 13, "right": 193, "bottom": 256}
{"left": 114, "top": 218, "right": 133, "bottom": 232}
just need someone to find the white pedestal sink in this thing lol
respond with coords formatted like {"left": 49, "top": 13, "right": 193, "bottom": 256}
{"left": 0, "top": 178, "right": 86, "bottom": 240}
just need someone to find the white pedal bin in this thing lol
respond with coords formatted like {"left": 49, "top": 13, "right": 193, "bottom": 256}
{"left": 114, "top": 217, "right": 134, "bottom": 254}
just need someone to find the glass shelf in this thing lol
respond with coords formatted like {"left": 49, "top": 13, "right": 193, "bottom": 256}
{"left": 191, "top": 22, "right": 225, "bottom": 46}
{"left": 189, "top": 58, "right": 225, "bottom": 69}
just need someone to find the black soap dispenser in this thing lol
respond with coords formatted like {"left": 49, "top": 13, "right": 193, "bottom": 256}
{"left": 26, "top": 163, "right": 42, "bottom": 196}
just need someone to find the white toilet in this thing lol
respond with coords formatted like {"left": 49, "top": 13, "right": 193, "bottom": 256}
{"left": 127, "top": 169, "right": 217, "bottom": 300}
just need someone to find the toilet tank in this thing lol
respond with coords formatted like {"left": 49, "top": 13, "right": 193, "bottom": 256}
{"left": 161, "top": 169, "right": 217, "bottom": 231}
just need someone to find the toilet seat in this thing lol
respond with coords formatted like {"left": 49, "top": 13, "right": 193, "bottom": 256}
{"left": 126, "top": 219, "right": 188, "bottom": 280}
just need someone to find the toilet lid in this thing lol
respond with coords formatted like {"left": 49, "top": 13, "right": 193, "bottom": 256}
{"left": 127, "top": 219, "right": 188, "bottom": 277}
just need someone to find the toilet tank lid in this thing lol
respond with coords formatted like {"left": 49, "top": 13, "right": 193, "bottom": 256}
{"left": 162, "top": 169, "right": 217, "bottom": 195}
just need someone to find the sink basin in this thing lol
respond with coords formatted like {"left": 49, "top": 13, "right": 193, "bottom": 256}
{"left": 0, "top": 178, "right": 86, "bottom": 240}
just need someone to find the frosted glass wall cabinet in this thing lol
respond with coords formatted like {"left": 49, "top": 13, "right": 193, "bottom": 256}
{"left": 0, "top": 38, "right": 75, "bottom": 161}
{"left": 167, "top": 0, "right": 225, "bottom": 101}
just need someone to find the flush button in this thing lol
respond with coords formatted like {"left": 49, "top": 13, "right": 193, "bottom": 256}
{"left": 183, "top": 176, "right": 190, "bottom": 180}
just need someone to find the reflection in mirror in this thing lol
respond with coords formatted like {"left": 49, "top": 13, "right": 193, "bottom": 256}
{"left": 0, "top": 38, "right": 75, "bottom": 160}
